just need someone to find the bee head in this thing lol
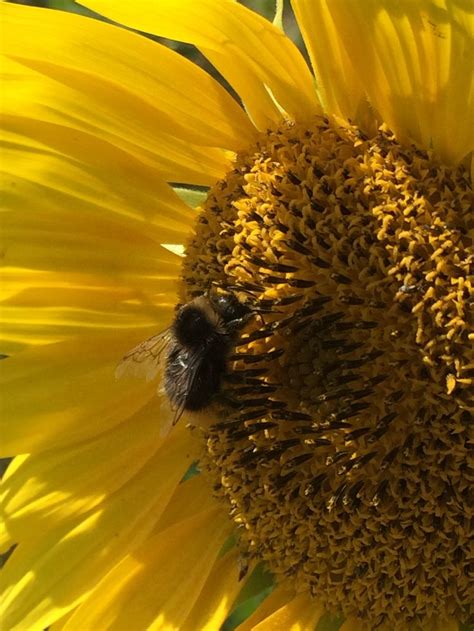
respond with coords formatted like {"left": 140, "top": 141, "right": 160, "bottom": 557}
{"left": 209, "top": 290, "right": 252, "bottom": 327}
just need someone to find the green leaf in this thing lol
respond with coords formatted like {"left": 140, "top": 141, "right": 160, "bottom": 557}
{"left": 181, "top": 461, "right": 200, "bottom": 481}
{"left": 221, "top": 563, "right": 275, "bottom": 630}
{"left": 221, "top": 586, "right": 274, "bottom": 631}
{"left": 173, "top": 186, "right": 208, "bottom": 209}
{"left": 315, "top": 612, "right": 345, "bottom": 631}
{"left": 234, "top": 563, "right": 274, "bottom": 606}
{"left": 218, "top": 533, "right": 237, "bottom": 559}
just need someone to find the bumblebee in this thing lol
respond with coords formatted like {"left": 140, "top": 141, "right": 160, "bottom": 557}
{"left": 116, "top": 289, "right": 253, "bottom": 422}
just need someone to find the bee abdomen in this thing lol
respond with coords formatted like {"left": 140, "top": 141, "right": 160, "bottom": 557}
{"left": 165, "top": 345, "right": 227, "bottom": 411}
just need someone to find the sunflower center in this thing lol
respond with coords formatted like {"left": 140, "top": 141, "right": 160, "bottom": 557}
{"left": 182, "top": 117, "right": 473, "bottom": 630}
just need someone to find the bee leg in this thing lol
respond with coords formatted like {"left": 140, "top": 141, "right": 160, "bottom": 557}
{"left": 214, "top": 391, "right": 243, "bottom": 410}
{"left": 226, "top": 312, "right": 255, "bottom": 332}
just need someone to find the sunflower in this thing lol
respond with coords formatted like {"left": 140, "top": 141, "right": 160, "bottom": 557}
{"left": 1, "top": 0, "right": 473, "bottom": 630}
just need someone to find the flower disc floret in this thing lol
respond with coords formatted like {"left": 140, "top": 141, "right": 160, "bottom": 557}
{"left": 183, "top": 117, "right": 473, "bottom": 630}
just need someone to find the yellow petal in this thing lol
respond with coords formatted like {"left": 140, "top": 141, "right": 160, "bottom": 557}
{"left": 1, "top": 203, "right": 180, "bottom": 283}
{"left": 61, "top": 506, "right": 232, "bottom": 631}
{"left": 1, "top": 125, "right": 188, "bottom": 350}
{"left": 0, "top": 427, "right": 197, "bottom": 631}
{"left": 0, "top": 331, "right": 163, "bottom": 455}
{"left": 183, "top": 548, "right": 242, "bottom": 631}
{"left": 1, "top": 4, "right": 253, "bottom": 178}
{"left": 80, "top": 0, "right": 320, "bottom": 127}
{"left": 1, "top": 268, "right": 178, "bottom": 311}
{"left": 291, "top": 0, "right": 375, "bottom": 132}
{"left": 1, "top": 399, "right": 166, "bottom": 543}
{"left": 235, "top": 586, "right": 296, "bottom": 631}
{"left": 0, "top": 275, "right": 176, "bottom": 353}
{"left": 299, "top": 0, "right": 474, "bottom": 165}
{"left": 153, "top": 473, "right": 220, "bottom": 533}
{"left": 1, "top": 129, "right": 188, "bottom": 277}
{"left": 150, "top": 476, "right": 244, "bottom": 629}
{"left": 1, "top": 126, "right": 196, "bottom": 239}
{"left": 251, "top": 592, "right": 324, "bottom": 631}
{"left": 0, "top": 521, "right": 13, "bottom": 553}
{"left": 48, "top": 611, "right": 74, "bottom": 631}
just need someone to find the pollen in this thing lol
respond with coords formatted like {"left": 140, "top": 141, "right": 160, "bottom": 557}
{"left": 182, "top": 117, "right": 473, "bottom": 630}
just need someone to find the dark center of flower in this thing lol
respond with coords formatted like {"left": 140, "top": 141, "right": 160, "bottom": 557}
{"left": 182, "top": 117, "right": 473, "bottom": 630}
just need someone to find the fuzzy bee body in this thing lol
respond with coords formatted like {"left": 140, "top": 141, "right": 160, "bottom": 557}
{"left": 116, "top": 290, "right": 252, "bottom": 423}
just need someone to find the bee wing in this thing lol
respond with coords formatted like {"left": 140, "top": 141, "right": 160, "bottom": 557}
{"left": 115, "top": 329, "right": 172, "bottom": 383}
{"left": 158, "top": 395, "right": 188, "bottom": 439}
{"left": 171, "top": 349, "right": 219, "bottom": 425}
{"left": 151, "top": 347, "right": 203, "bottom": 434}
{"left": 157, "top": 365, "right": 192, "bottom": 437}
{"left": 171, "top": 383, "right": 192, "bottom": 426}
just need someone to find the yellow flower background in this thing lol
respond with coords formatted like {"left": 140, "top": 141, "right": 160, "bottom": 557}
{"left": 0, "top": 1, "right": 472, "bottom": 630}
